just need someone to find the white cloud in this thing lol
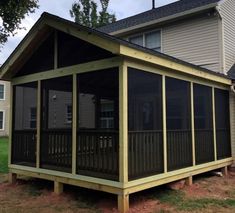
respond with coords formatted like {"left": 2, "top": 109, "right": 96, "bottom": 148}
{"left": 0, "top": 0, "right": 178, "bottom": 65}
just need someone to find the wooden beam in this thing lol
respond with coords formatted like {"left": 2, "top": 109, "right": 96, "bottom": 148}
{"left": 191, "top": 82, "right": 196, "bottom": 166}
{"left": 72, "top": 74, "right": 77, "bottom": 175}
{"left": 36, "top": 80, "right": 41, "bottom": 168}
{"left": 120, "top": 46, "right": 231, "bottom": 86}
{"left": 185, "top": 176, "right": 193, "bottom": 186}
{"left": 162, "top": 75, "right": 167, "bottom": 173}
{"left": 212, "top": 87, "right": 217, "bottom": 161}
{"left": 119, "top": 62, "right": 128, "bottom": 183}
{"left": 12, "top": 57, "right": 122, "bottom": 85}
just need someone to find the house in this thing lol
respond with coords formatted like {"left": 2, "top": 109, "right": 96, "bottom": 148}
{"left": 99, "top": 0, "right": 235, "bottom": 74}
{"left": 0, "top": 1, "right": 234, "bottom": 213}
{"left": 0, "top": 80, "right": 10, "bottom": 137}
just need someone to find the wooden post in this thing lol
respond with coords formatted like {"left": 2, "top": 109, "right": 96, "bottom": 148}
{"left": 119, "top": 62, "right": 129, "bottom": 212}
{"left": 9, "top": 173, "right": 17, "bottom": 184}
{"left": 118, "top": 193, "right": 129, "bottom": 213}
{"left": 221, "top": 166, "right": 228, "bottom": 176}
{"left": 162, "top": 75, "right": 167, "bottom": 173}
{"left": 36, "top": 80, "right": 41, "bottom": 168}
{"left": 54, "top": 181, "right": 63, "bottom": 195}
{"left": 72, "top": 74, "right": 77, "bottom": 175}
{"left": 212, "top": 88, "right": 217, "bottom": 161}
{"left": 185, "top": 176, "right": 193, "bottom": 186}
{"left": 191, "top": 82, "right": 196, "bottom": 166}
{"left": 8, "top": 84, "right": 13, "bottom": 167}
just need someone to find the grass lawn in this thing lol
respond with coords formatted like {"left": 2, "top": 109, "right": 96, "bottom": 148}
{"left": 0, "top": 137, "right": 8, "bottom": 173}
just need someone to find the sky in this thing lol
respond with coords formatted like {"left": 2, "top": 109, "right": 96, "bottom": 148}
{"left": 0, "top": 0, "right": 178, "bottom": 65}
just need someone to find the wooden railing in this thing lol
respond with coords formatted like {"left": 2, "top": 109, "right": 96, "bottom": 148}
{"left": 128, "top": 130, "right": 163, "bottom": 180}
{"left": 195, "top": 129, "right": 214, "bottom": 164}
{"left": 12, "top": 130, "right": 36, "bottom": 166}
{"left": 167, "top": 130, "right": 192, "bottom": 171}
{"left": 216, "top": 128, "right": 231, "bottom": 160}
{"left": 40, "top": 129, "right": 72, "bottom": 172}
{"left": 76, "top": 130, "right": 119, "bottom": 181}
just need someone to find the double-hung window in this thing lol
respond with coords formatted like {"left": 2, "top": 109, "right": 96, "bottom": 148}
{"left": 0, "top": 111, "right": 4, "bottom": 130}
{"left": 0, "top": 84, "right": 5, "bottom": 100}
{"left": 129, "top": 30, "right": 161, "bottom": 52}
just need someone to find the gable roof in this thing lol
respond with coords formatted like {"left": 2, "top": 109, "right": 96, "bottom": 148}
{"left": 228, "top": 63, "right": 235, "bottom": 80}
{"left": 0, "top": 12, "right": 230, "bottom": 85}
{"left": 98, "top": 0, "right": 220, "bottom": 35}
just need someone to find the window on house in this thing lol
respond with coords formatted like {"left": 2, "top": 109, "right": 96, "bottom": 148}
{"left": 0, "top": 84, "right": 5, "bottom": 100}
{"left": 0, "top": 111, "right": 4, "bottom": 130}
{"left": 30, "top": 107, "right": 37, "bottom": 129}
{"left": 100, "top": 99, "right": 114, "bottom": 129}
{"left": 129, "top": 30, "right": 161, "bottom": 52}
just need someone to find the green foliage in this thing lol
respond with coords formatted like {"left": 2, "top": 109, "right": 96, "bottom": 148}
{"left": 0, "top": 0, "right": 39, "bottom": 47}
{"left": 0, "top": 137, "right": 8, "bottom": 173}
{"left": 70, "top": 0, "right": 116, "bottom": 28}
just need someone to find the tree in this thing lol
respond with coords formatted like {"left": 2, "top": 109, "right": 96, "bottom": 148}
{"left": 0, "top": 0, "right": 39, "bottom": 47}
{"left": 70, "top": 0, "right": 116, "bottom": 28}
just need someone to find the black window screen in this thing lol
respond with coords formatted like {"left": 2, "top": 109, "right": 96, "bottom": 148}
{"left": 166, "top": 77, "right": 192, "bottom": 171}
{"left": 40, "top": 76, "right": 73, "bottom": 172}
{"left": 128, "top": 68, "right": 163, "bottom": 180}
{"left": 76, "top": 68, "right": 119, "bottom": 180}
{"left": 12, "top": 82, "right": 38, "bottom": 167}
{"left": 194, "top": 84, "right": 214, "bottom": 164}
{"left": 215, "top": 88, "right": 231, "bottom": 159}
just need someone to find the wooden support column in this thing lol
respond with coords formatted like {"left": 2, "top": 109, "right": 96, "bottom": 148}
{"left": 221, "top": 166, "right": 228, "bottom": 176}
{"left": 9, "top": 83, "right": 13, "bottom": 166}
{"left": 36, "top": 80, "right": 41, "bottom": 168}
{"left": 162, "top": 75, "right": 167, "bottom": 173}
{"left": 72, "top": 74, "right": 77, "bottom": 175}
{"left": 185, "top": 176, "right": 193, "bottom": 186}
{"left": 118, "top": 193, "right": 129, "bottom": 213}
{"left": 212, "top": 87, "right": 217, "bottom": 161}
{"left": 9, "top": 173, "right": 17, "bottom": 184}
{"left": 54, "top": 181, "right": 63, "bottom": 195}
{"left": 191, "top": 82, "right": 196, "bottom": 166}
{"left": 119, "top": 62, "right": 129, "bottom": 213}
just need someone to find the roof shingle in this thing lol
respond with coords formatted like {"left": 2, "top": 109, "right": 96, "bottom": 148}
{"left": 228, "top": 63, "right": 235, "bottom": 80}
{"left": 98, "top": 0, "right": 220, "bottom": 34}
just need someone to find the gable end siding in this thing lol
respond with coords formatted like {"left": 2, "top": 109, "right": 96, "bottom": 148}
{"left": 162, "top": 15, "right": 221, "bottom": 72}
{"left": 219, "top": 0, "right": 235, "bottom": 73}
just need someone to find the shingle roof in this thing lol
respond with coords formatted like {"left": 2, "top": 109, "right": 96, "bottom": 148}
{"left": 98, "top": 0, "right": 220, "bottom": 34}
{"left": 228, "top": 63, "right": 235, "bottom": 80}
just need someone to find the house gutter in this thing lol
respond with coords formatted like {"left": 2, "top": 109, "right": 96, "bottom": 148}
{"left": 110, "top": 3, "right": 219, "bottom": 36}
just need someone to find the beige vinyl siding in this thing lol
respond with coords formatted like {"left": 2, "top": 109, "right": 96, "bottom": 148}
{"left": 0, "top": 80, "right": 10, "bottom": 137}
{"left": 162, "top": 15, "right": 221, "bottom": 73}
{"left": 219, "top": 0, "right": 235, "bottom": 73}
{"left": 230, "top": 92, "right": 235, "bottom": 165}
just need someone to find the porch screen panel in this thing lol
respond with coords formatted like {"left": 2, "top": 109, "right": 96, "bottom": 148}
{"left": 128, "top": 68, "right": 163, "bottom": 180}
{"left": 12, "top": 82, "right": 37, "bottom": 167}
{"left": 194, "top": 84, "right": 214, "bottom": 164}
{"left": 215, "top": 89, "right": 231, "bottom": 159}
{"left": 41, "top": 76, "right": 73, "bottom": 173}
{"left": 166, "top": 77, "right": 192, "bottom": 171}
{"left": 77, "top": 68, "right": 119, "bottom": 181}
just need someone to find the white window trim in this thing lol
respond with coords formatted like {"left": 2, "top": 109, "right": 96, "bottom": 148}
{"left": 0, "top": 83, "right": 5, "bottom": 101}
{"left": 0, "top": 110, "right": 5, "bottom": 131}
{"left": 128, "top": 29, "right": 162, "bottom": 52}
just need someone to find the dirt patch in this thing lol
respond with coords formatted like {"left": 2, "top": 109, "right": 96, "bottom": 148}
{"left": 0, "top": 172, "right": 234, "bottom": 213}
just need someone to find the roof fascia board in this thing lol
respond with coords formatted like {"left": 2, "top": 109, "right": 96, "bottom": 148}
{"left": 110, "top": 3, "right": 218, "bottom": 36}
{"left": 119, "top": 44, "right": 231, "bottom": 85}
{"left": 46, "top": 18, "right": 120, "bottom": 54}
